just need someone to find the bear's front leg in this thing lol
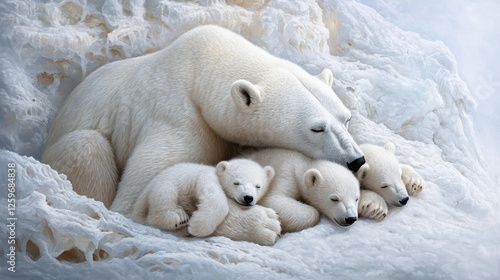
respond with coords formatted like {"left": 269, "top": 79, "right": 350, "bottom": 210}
{"left": 260, "top": 195, "right": 320, "bottom": 233}
{"left": 188, "top": 183, "right": 230, "bottom": 237}
{"left": 214, "top": 200, "right": 281, "bottom": 246}
{"left": 358, "top": 190, "right": 388, "bottom": 220}
{"left": 400, "top": 164, "right": 424, "bottom": 196}
{"left": 146, "top": 208, "right": 190, "bottom": 231}
{"left": 133, "top": 175, "right": 191, "bottom": 231}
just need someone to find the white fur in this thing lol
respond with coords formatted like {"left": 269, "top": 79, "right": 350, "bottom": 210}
{"left": 358, "top": 190, "right": 389, "bottom": 221}
{"left": 243, "top": 148, "right": 360, "bottom": 232}
{"left": 356, "top": 143, "right": 425, "bottom": 220}
{"left": 216, "top": 159, "right": 275, "bottom": 207}
{"left": 42, "top": 25, "right": 364, "bottom": 217}
{"left": 214, "top": 200, "right": 281, "bottom": 246}
{"left": 213, "top": 159, "right": 281, "bottom": 246}
{"left": 132, "top": 159, "right": 275, "bottom": 239}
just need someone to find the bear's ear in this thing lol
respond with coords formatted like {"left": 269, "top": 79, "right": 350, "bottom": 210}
{"left": 231, "top": 80, "right": 262, "bottom": 109}
{"left": 304, "top": 169, "right": 323, "bottom": 188}
{"left": 216, "top": 161, "right": 230, "bottom": 175}
{"left": 384, "top": 142, "right": 396, "bottom": 154}
{"left": 264, "top": 166, "right": 275, "bottom": 181}
{"left": 355, "top": 163, "right": 370, "bottom": 181}
{"left": 316, "top": 69, "right": 334, "bottom": 88}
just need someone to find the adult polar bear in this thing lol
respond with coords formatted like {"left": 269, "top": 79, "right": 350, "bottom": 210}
{"left": 42, "top": 25, "right": 365, "bottom": 219}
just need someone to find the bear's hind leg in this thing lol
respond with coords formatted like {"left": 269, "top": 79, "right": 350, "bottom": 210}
{"left": 42, "top": 130, "right": 118, "bottom": 208}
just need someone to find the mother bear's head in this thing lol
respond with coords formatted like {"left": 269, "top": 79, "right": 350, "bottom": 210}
{"left": 213, "top": 67, "right": 365, "bottom": 172}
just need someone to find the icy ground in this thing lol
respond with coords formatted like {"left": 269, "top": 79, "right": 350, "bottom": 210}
{"left": 1, "top": 0, "right": 499, "bottom": 279}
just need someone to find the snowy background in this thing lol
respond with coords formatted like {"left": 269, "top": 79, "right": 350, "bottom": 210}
{"left": 0, "top": 0, "right": 499, "bottom": 279}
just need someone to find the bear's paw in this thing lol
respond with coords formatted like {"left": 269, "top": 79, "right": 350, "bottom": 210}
{"left": 155, "top": 208, "right": 189, "bottom": 230}
{"left": 255, "top": 207, "right": 281, "bottom": 245}
{"left": 358, "top": 190, "right": 388, "bottom": 220}
{"left": 401, "top": 164, "right": 424, "bottom": 196}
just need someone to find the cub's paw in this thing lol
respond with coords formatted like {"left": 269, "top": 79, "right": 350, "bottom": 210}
{"left": 254, "top": 207, "right": 281, "bottom": 245}
{"left": 256, "top": 228, "right": 281, "bottom": 246}
{"left": 148, "top": 208, "right": 189, "bottom": 231}
{"left": 401, "top": 164, "right": 424, "bottom": 196}
{"left": 214, "top": 202, "right": 281, "bottom": 245}
{"left": 261, "top": 207, "right": 281, "bottom": 236}
{"left": 358, "top": 190, "right": 388, "bottom": 221}
{"left": 264, "top": 206, "right": 280, "bottom": 220}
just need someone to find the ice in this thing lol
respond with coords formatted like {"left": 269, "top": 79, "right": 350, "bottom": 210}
{"left": 1, "top": 0, "right": 499, "bottom": 279}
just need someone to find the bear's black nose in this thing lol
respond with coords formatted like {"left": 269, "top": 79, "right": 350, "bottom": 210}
{"left": 400, "top": 197, "right": 409, "bottom": 206}
{"left": 347, "top": 156, "right": 366, "bottom": 173}
{"left": 345, "top": 217, "right": 357, "bottom": 225}
{"left": 243, "top": 195, "right": 254, "bottom": 204}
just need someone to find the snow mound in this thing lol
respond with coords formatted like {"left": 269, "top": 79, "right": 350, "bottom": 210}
{"left": 0, "top": 0, "right": 498, "bottom": 278}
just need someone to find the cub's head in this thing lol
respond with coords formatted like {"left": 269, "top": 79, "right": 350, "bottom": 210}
{"left": 302, "top": 161, "right": 360, "bottom": 227}
{"left": 216, "top": 159, "right": 275, "bottom": 206}
{"left": 356, "top": 143, "right": 409, "bottom": 207}
{"left": 223, "top": 68, "right": 365, "bottom": 172}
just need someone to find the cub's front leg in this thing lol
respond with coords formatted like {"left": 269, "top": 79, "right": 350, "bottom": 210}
{"left": 401, "top": 164, "right": 424, "bottom": 196}
{"left": 132, "top": 180, "right": 190, "bottom": 231}
{"left": 188, "top": 181, "right": 230, "bottom": 238}
{"left": 214, "top": 200, "right": 281, "bottom": 246}
{"left": 260, "top": 195, "right": 320, "bottom": 233}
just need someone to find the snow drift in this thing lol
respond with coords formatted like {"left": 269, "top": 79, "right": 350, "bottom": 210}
{"left": 0, "top": 0, "right": 498, "bottom": 279}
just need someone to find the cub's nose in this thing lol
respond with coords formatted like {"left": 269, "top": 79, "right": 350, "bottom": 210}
{"left": 345, "top": 217, "right": 357, "bottom": 225}
{"left": 347, "top": 156, "right": 366, "bottom": 173}
{"left": 400, "top": 197, "right": 409, "bottom": 206}
{"left": 243, "top": 195, "right": 254, "bottom": 204}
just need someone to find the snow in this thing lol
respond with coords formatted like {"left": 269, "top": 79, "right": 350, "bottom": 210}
{"left": 0, "top": 0, "right": 499, "bottom": 279}
{"left": 358, "top": 0, "right": 500, "bottom": 185}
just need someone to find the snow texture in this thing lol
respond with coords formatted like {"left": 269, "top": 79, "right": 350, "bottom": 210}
{"left": 0, "top": 0, "right": 499, "bottom": 279}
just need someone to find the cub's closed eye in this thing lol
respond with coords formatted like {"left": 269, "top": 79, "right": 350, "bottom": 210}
{"left": 381, "top": 185, "right": 388, "bottom": 189}
{"left": 331, "top": 197, "right": 339, "bottom": 202}
{"left": 233, "top": 182, "right": 240, "bottom": 185}
{"left": 256, "top": 185, "right": 261, "bottom": 189}
{"left": 311, "top": 128, "right": 325, "bottom": 133}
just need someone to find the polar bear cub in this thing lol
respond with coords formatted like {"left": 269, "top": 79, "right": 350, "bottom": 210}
{"left": 356, "top": 143, "right": 425, "bottom": 220}
{"left": 243, "top": 148, "right": 360, "bottom": 232}
{"left": 132, "top": 159, "right": 274, "bottom": 237}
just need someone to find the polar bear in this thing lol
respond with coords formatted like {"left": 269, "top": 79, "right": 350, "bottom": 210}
{"left": 42, "top": 25, "right": 364, "bottom": 241}
{"left": 243, "top": 149, "right": 360, "bottom": 232}
{"left": 132, "top": 159, "right": 275, "bottom": 238}
{"left": 356, "top": 143, "right": 425, "bottom": 220}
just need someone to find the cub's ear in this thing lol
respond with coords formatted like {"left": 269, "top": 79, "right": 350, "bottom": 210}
{"left": 231, "top": 80, "right": 262, "bottom": 109}
{"left": 384, "top": 142, "right": 396, "bottom": 154}
{"left": 216, "top": 161, "right": 230, "bottom": 176}
{"left": 355, "top": 163, "right": 370, "bottom": 181}
{"left": 304, "top": 169, "right": 324, "bottom": 188}
{"left": 264, "top": 166, "right": 275, "bottom": 181}
{"left": 316, "top": 69, "right": 334, "bottom": 87}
